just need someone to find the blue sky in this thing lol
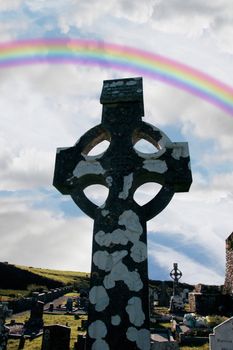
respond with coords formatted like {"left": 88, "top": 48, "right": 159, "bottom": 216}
{"left": 0, "top": 0, "right": 233, "bottom": 285}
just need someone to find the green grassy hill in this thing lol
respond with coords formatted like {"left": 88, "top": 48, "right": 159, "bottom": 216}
{"left": 0, "top": 263, "right": 90, "bottom": 295}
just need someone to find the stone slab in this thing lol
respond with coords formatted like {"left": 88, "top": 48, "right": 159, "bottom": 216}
{"left": 209, "top": 316, "right": 233, "bottom": 350}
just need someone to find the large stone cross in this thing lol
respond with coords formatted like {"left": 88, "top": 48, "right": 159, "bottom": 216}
{"left": 53, "top": 77, "right": 192, "bottom": 350}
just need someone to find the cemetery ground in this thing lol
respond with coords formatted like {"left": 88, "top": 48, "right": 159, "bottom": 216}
{"left": 1, "top": 263, "right": 232, "bottom": 349}
{"left": 6, "top": 304, "right": 87, "bottom": 350}
{"left": 5, "top": 303, "right": 210, "bottom": 350}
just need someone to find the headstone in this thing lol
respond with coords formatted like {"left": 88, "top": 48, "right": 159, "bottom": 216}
{"left": 169, "top": 263, "right": 183, "bottom": 313}
{"left": 169, "top": 295, "right": 184, "bottom": 313}
{"left": 49, "top": 303, "right": 54, "bottom": 312}
{"left": 53, "top": 77, "right": 192, "bottom": 350}
{"left": 25, "top": 301, "right": 44, "bottom": 331}
{"left": 209, "top": 316, "right": 233, "bottom": 350}
{"left": 66, "top": 298, "right": 73, "bottom": 312}
{"left": 41, "top": 324, "right": 70, "bottom": 350}
{"left": 0, "top": 303, "right": 12, "bottom": 350}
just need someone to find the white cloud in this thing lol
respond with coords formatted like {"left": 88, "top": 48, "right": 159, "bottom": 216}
{"left": 0, "top": 194, "right": 93, "bottom": 271}
{"left": 0, "top": 0, "right": 21, "bottom": 11}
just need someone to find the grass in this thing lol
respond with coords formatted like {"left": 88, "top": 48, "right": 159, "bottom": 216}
{"left": 16, "top": 265, "right": 90, "bottom": 286}
{"left": 7, "top": 311, "right": 87, "bottom": 350}
{"left": 0, "top": 289, "right": 28, "bottom": 300}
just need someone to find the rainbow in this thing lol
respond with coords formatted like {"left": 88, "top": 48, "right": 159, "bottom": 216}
{"left": 0, "top": 38, "right": 232, "bottom": 116}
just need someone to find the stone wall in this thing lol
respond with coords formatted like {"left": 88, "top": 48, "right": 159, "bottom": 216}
{"left": 189, "top": 285, "right": 233, "bottom": 315}
{"left": 8, "top": 286, "right": 72, "bottom": 313}
{"left": 224, "top": 232, "right": 233, "bottom": 294}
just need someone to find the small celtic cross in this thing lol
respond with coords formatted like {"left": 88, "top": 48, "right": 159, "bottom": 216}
{"left": 53, "top": 77, "right": 192, "bottom": 350}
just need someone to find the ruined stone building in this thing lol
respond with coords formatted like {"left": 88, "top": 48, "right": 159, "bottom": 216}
{"left": 224, "top": 232, "right": 233, "bottom": 294}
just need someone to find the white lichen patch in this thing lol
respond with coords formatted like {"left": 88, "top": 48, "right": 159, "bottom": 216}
{"left": 130, "top": 241, "right": 147, "bottom": 263}
{"left": 95, "top": 210, "right": 147, "bottom": 269}
{"left": 92, "top": 339, "right": 109, "bottom": 350}
{"left": 103, "top": 261, "right": 143, "bottom": 292}
{"left": 126, "top": 327, "right": 150, "bottom": 350}
{"left": 118, "top": 210, "right": 142, "bottom": 236}
{"left": 101, "top": 210, "right": 109, "bottom": 217}
{"left": 171, "top": 142, "right": 189, "bottom": 160}
{"left": 88, "top": 320, "right": 109, "bottom": 350}
{"left": 88, "top": 320, "right": 107, "bottom": 339}
{"left": 93, "top": 251, "right": 113, "bottom": 272}
{"left": 143, "top": 159, "right": 167, "bottom": 174}
{"left": 95, "top": 210, "right": 143, "bottom": 247}
{"left": 93, "top": 250, "right": 128, "bottom": 272}
{"left": 73, "top": 160, "right": 105, "bottom": 178}
{"left": 126, "top": 80, "right": 137, "bottom": 85}
{"left": 126, "top": 297, "right": 145, "bottom": 327}
{"left": 89, "top": 286, "right": 109, "bottom": 312}
{"left": 95, "top": 229, "right": 128, "bottom": 247}
{"left": 119, "top": 173, "right": 133, "bottom": 200}
{"left": 106, "top": 176, "right": 113, "bottom": 187}
{"left": 111, "top": 315, "right": 121, "bottom": 326}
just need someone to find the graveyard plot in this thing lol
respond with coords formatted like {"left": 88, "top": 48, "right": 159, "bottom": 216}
{"left": 6, "top": 311, "right": 87, "bottom": 350}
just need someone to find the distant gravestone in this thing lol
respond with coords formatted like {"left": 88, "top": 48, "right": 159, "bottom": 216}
{"left": 41, "top": 325, "right": 71, "bottom": 350}
{"left": 25, "top": 301, "right": 44, "bottom": 331}
{"left": 209, "top": 317, "right": 233, "bottom": 350}
{"left": 66, "top": 298, "right": 73, "bottom": 312}
{"left": 169, "top": 263, "right": 184, "bottom": 313}
{"left": 0, "top": 303, "right": 12, "bottom": 350}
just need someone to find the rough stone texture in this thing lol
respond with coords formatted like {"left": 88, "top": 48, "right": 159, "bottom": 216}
{"left": 209, "top": 316, "right": 233, "bottom": 350}
{"left": 24, "top": 301, "right": 44, "bottom": 331}
{"left": 0, "top": 303, "right": 12, "bottom": 350}
{"left": 224, "top": 232, "right": 233, "bottom": 294}
{"left": 41, "top": 325, "right": 71, "bottom": 350}
{"left": 189, "top": 289, "right": 232, "bottom": 315}
{"left": 53, "top": 77, "right": 192, "bottom": 350}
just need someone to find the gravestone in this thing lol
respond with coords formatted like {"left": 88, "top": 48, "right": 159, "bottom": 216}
{"left": 53, "top": 77, "right": 192, "bottom": 349}
{"left": 25, "top": 301, "right": 44, "bottom": 332}
{"left": 66, "top": 298, "right": 73, "bottom": 312}
{"left": 48, "top": 303, "right": 54, "bottom": 312}
{"left": 41, "top": 324, "right": 70, "bottom": 350}
{"left": 0, "top": 303, "right": 12, "bottom": 350}
{"left": 209, "top": 316, "right": 233, "bottom": 350}
{"left": 169, "top": 263, "right": 184, "bottom": 313}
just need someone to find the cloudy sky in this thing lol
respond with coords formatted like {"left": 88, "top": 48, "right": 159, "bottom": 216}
{"left": 0, "top": 0, "right": 233, "bottom": 285}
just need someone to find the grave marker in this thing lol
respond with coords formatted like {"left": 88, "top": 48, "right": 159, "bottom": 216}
{"left": 41, "top": 325, "right": 71, "bottom": 350}
{"left": 209, "top": 316, "right": 233, "bottom": 350}
{"left": 53, "top": 77, "right": 192, "bottom": 349}
{"left": 0, "top": 303, "right": 12, "bottom": 350}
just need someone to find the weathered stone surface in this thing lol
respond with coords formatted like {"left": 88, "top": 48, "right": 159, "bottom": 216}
{"left": 41, "top": 325, "right": 70, "bottom": 350}
{"left": 53, "top": 77, "right": 192, "bottom": 350}
{"left": 209, "top": 316, "right": 233, "bottom": 350}
{"left": 25, "top": 301, "right": 44, "bottom": 331}
{"left": 189, "top": 290, "right": 232, "bottom": 315}
{"left": 0, "top": 303, "right": 12, "bottom": 350}
{"left": 224, "top": 232, "right": 233, "bottom": 294}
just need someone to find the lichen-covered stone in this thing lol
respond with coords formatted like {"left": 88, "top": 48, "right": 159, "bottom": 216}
{"left": 53, "top": 77, "right": 192, "bottom": 350}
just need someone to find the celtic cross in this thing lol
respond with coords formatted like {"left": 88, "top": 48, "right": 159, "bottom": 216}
{"left": 53, "top": 77, "right": 192, "bottom": 350}
{"left": 170, "top": 263, "right": 182, "bottom": 296}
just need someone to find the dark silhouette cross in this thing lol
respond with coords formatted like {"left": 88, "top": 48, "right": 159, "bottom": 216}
{"left": 170, "top": 262, "right": 183, "bottom": 296}
{"left": 53, "top": 77, "right": 192, "bottom": 350}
